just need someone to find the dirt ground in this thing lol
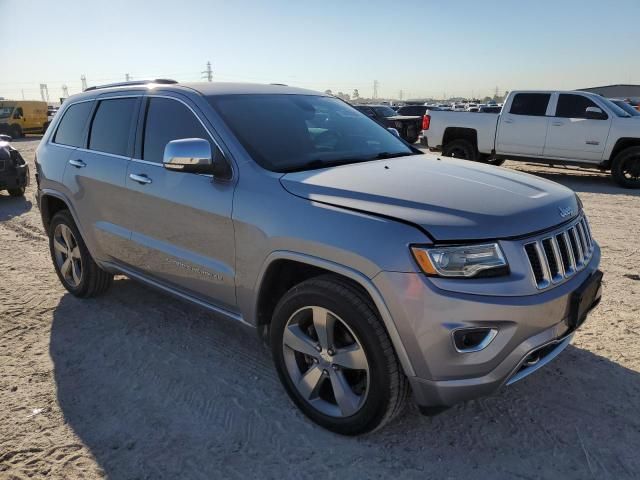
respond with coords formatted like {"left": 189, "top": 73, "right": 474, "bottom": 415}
{"left": 1, "top": 138, "right": 639, "bottom": 480}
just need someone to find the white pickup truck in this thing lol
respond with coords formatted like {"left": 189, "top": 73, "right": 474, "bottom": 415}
{"left": 420, "top": 90, "right": 640, "bottom": 188}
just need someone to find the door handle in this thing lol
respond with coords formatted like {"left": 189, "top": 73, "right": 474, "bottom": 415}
{"left": 129, "top": 173, "right": 152, "bottom": 185}
{"left": 68, "top": 159, "right": 86, "bottom": 168}
{"left": 551, "top": 121, "right": 563, "bottom": 126}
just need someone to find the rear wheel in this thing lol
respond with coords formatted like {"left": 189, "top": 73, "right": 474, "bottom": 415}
{"left": 48, "top": 210, "right": 113, "bottom": 297}
{"left": 611, "top": 146, "right": 640, "bottom": 188}
{"left": 8, "top": 186, "right": 26, "bottom": 197}
{"left": 442, "top": 139, "right": 477, "bottom": 161}
{"left": 270, "top": 275, "right": 408, "bottom": 435}
{"left": 9, "top": 124, "right": 22, "bottom": 140}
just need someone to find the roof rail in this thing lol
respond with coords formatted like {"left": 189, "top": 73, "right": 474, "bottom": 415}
{"left": 84, "top": 79, "right": 178, "bottom": 92}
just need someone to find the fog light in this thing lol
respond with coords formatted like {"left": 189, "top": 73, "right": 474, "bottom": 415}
{"left": 453, "top": 328, "right": 498, "bottom": 353}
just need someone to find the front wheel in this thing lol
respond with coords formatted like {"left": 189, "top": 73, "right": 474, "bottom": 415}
{"left": 442, "top": 139, "right": 477, "bottom": 161}
{"left": 270, "top": 275, "right": 408, "bottom": 435}
{"left": 611, "top": 146, "right": 640, "bottom": 188}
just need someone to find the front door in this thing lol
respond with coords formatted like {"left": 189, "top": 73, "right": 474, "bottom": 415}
{"left": 496, "top": 92, "right": 551, "bottom": 156}
{"left": 122, "top": 95, "right": 237, "bottom": 310}
{"left": 543, "top": 93, "right": 612, "bottom": 162}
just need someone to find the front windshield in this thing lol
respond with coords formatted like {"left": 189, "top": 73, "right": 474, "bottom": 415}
{"left": 601, "top": 98, "right": 633, "bottom": 118}
{"left": 209, "top": 94, "right": 415, "bottom": 172}
{"left": 611, "top": 99, "right": 640, "bottom": 117}
{"left": 0, "top": 107, "right": 14, "bottom": 119}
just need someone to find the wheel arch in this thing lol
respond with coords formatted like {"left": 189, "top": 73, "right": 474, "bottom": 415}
{"left": 608, "top": 137, "right": 640, "bottom": 167}
{"left": 253, "top": 251, "right": 416, "bottom": 377}
{"left": 442, "top": 127, "right": 478, "bottom": 150}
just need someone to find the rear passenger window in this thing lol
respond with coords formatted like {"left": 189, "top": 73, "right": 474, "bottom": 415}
{"left": 53, "top": 102, "right": 93, "bottom": 147}
{"left": 509, "top": 93, "right": 550, "bottom": 116}
{"left": 556, "top": 94, "right": 602, "bottom": 119}
{"left": 89, "top": 98, "right": 136, "bottom": 156}
{"left": 142, "top": 98, "right": 211, "bottom": 163}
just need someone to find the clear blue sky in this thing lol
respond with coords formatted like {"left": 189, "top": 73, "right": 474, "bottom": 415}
{"left": 1, "top": 0, "right": 638, "bottom": 101}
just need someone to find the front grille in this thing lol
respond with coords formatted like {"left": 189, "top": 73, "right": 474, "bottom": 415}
{"left": 524, "top": 216, "right": 595, "bottom": 289}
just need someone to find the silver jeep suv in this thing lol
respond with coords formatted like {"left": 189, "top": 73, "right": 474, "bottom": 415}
{"left": 35, "top": 80, "right": 602, "bottom": 435}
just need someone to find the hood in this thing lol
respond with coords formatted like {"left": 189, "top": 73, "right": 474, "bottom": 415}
{"left": 280, "top": 154, "right": 579, "bottom": 241}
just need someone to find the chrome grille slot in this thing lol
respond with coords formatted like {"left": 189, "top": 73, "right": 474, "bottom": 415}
{"left": 524, "top": 215, "right": 595, "bottom": 289}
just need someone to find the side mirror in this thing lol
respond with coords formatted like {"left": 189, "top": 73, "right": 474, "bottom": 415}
{"left": 585, "top": 106, "right": 607, "bottom": 120}
{"left": 387, "top": 127, "right": 400, "bottom": 137}
{"left": 163, "top": 138, "right": 213, "bottom": 174}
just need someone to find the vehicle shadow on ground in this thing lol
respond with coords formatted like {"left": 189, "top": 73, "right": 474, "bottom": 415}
{"left": 508, "top": 163, "right": 640, "bottom": 196}
{"left": 50, "top": 278, "right": 640, "bottom": 479}
{"left": 0, "top": 194, "right": 32, "bottom": 221}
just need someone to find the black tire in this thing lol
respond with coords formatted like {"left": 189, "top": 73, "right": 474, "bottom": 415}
{"left": 442, "top": 139, "right": 477, "bottom": 161}
{"left": 48, "top": 210, "right": 113, "bottom": 297}
{"left": 8, "top": 186, "right": 26, "bottom": 197}
{"left": 270, "top": 274, "right": 409, "bottom": 435}
{"left": 405, "top": 124, "right": 418, "bottom": 144}
{"left": 611, "top": 146, "right": 640, "bottom": 189}
{"left": 10, "top": 124, "right": 22, "bottom": 140}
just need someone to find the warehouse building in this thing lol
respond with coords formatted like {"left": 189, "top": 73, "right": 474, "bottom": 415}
{"left": 577, "top": 84, "right": 640, "bottom": 102}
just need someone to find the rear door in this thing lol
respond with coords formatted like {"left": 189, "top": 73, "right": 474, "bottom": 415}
{"left": 543, "top": 93, "right": 612, "bottom": 162}
{"left": 496, "top": 93, "right": 551, "bottom": 156}
{"left": 121, "top": 94, "right": 237, "bottom": 310}
{"left": 63, "top": 95, "right": 140, "bottom": 262}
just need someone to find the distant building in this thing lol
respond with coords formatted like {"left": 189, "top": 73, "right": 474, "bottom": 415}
{"left": 577, "top": 84, "right": 640, "bottom": 102}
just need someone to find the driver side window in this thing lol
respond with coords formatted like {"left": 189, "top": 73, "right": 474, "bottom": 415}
{"left": 556, "top": 94, "right": 602, "bottom": 119}
{"left": 13, "top": 107, "right": 23, "bottom": 119}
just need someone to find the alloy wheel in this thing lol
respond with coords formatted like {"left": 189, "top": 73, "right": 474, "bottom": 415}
{"left": 621, "top": 155, "right": 640, "bottom": 181}
{"left": 52, "top": 224, "right": 83, "bottom": 287}
{"left": 282, "top": 306, "right": 370, "bottom": 418}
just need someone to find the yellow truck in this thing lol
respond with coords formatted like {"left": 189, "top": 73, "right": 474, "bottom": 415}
{"left": 0, "top": 100, "right": 49, "bottom": 138}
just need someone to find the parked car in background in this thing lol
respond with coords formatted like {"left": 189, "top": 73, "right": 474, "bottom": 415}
{"left": 451, "top": 103, "right": 466, "bottom": 111}
{"left": 479, "top": 105, "right": 502, "bottom": 113}
{"left": 421, "top": 90, "right": 640, "bottom": 187}
{"left": 396, "top": 105, "right": 440, "bottom": 116}
{"left": 465, "top": 103, "right": 478, "bottom": 111}
{"left": 353, "top": 104, "right": 421, "bottom": 143}
{"left": 609, "top": 99, "right": 640, "bottom": 117}
{"left": 0, "top": 100, "right": 49, "bottom": 138}
{"left": 35, "top": 80, "right": 603, "bottom": 435}
{"left": 0, "top": 134, "right": 29, "bottom": 196}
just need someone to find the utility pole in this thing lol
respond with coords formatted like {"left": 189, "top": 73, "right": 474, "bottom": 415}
{"left": 398, "top": 90, "right": 403, "bottom": 101}
{"left": 494, "top": 86, "right": 499, "bottom": 99}
{"left": 373, "top": 80, "right": 379, "bottom": 99}
{"left": 81, "top": 75, "right": 87, "bottom": 91}
{"left": 125, "top": 73, "right": 131, "bottom": 81}
{"left": 21, "top": 89, "right": 25, "bottom": 100}
{"left": 202, "top": 61, "right": 213, "bottom": 82}
{"left": 62, "top": 85, "right": 69, "bottom": 98}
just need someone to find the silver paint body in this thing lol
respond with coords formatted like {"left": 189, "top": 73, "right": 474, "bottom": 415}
{"left": 35, "top": 82, "right": 601, "bottom": 409}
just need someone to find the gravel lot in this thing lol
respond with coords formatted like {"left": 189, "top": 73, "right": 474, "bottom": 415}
{"left": 1, "top": 138, "right": 639, "bottom": 480}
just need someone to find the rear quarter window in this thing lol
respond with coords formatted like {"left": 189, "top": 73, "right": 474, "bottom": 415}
{"left": 53, "top": 101, "right": 94, "bottom": 147}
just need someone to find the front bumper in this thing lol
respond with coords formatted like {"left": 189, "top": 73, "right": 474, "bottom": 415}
{"left": 373, "top": 245, "right": 601, "bottom": 409}
{"left": 0, "top": 164, "right": 29, "bottom": 190}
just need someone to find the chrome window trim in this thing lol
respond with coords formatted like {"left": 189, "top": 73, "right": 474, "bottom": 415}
{"left": 47, "top": 92, "right": 235, "bottom": 181}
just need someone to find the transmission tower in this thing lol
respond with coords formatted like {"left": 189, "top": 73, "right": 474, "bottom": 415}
{"left": 373, "top": 80, "right": 379, "bottom": 99}
{"left": 61, "top": 85, "right": 69, "bottom": 98}
{"left": 81, "top": 75, "right": 87, "bottom": 91}
{"left": 39, "top": 84, "right": 50, "bottom": 103}
{"left": 398, "top": 90, "right": 403, "bottom": 101}
{"left": 202, "top": 61, "right": 213, "bottom": 82}
{"left": 494, "top": 86, "right": 499, "bottom": 99}
{"left": 125, "top": 73, "right": 131, "bottom": 81}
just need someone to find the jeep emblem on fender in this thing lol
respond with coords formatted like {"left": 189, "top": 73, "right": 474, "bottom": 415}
{"left": 558, "top": 206, "right": 574, "bottom": 218}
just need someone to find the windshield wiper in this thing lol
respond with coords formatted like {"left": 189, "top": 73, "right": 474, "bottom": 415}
{"left": 283, "top": 151, "right": 418, "bottom": 173}
{"left": 371, "top": 151, "right": 417, "bottom": 160}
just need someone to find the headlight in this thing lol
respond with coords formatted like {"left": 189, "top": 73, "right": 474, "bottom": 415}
{"left": 411, "top": 243, "right": 508, "bottom": 278}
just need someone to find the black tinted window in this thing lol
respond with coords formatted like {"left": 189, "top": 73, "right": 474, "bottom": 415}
{"left": 398, "top": 106, "right": 427, "bottom": 116}
{"left": 509, "top": 93, "right": 550, "bottom": 116}
{"left": 53, "top": 101, "right": 93, "bottom": 147}
{"left": 556, "top": 94, "right": 601, "bottom": 118}
{"left": 142, "top": 98, "right": 211, "bottom": 163}
{"left": 89, "top": 98, "right": 136, "bottom": 156}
